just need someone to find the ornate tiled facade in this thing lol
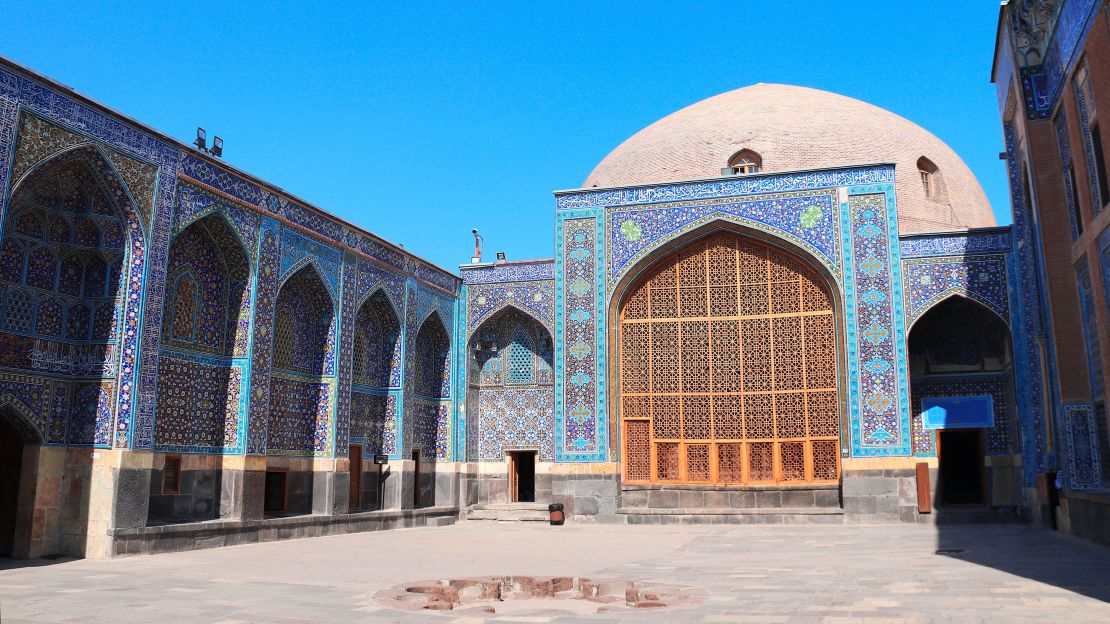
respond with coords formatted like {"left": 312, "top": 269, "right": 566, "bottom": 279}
{"left": 910, "top": 375, "right": 1014, "bottom": 457}
{"left": 10, "top": 37, "right": 1110, "bottom": 559}
{"left": 902, "top": 255, "right": 1010, "bottom": 328}
{"left": 0, "top": 62, "right": 460, "bottom": 467}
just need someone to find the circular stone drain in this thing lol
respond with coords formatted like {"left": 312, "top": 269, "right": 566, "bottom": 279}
{"left": 374, "top": 576, "right": 705, "bottom": 616}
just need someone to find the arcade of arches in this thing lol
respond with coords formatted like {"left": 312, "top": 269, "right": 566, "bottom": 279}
{"left": 618, "top": 232, "right": 841, "bottom": 486}
{"left": 1, "top": 57, "right": 1091, "bottom": 559}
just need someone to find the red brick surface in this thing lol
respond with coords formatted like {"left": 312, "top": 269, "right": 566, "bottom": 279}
{"left": 583, "top": 84, "right": 996, "bottom": 234}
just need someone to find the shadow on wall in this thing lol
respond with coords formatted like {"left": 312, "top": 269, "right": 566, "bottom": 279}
{"left": 0, "top": 409, "right": 96, "bottom": 565}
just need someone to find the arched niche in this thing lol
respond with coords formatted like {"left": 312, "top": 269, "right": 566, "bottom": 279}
{"left": 410, "top": 311, "right": 450, "bottom": 508}
{"left": 350, "top": 289, "right": 402, "bottom": 457}
{"left": 465, "top": 305, "right": 554, "bottom": 462}
{"left": 265, "top": 264, "right": 336, "bottom": 457}
{"left": 0, "top": 146, "right": 135, "bottom": 448}
{"left": 907, "top": 294, "right": 1018, "bottom": 507}
{"left": 609, "top": 225, "right": 845, "bottom": 486}
{"left": 150, "top": 211, "right": 253, "bottom": 521}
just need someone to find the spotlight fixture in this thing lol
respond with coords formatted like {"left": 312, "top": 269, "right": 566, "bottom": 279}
{"left": 193, "top": 127, "right": 225, "bottom": 158}
{"left": 496, "top": 251, "right": 506, "bottom": 262}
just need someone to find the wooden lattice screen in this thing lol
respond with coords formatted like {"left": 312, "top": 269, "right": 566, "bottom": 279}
{"left": 619, "top": 232, "right": 841, "bottom": 485}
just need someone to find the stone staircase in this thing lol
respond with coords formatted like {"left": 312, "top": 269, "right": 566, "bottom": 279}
{"left": 465, "top": 503, "right": 550, "bottom": 522}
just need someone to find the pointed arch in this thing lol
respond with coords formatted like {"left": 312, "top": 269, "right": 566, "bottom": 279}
{"left": 161, "top": 212, "right": 252, "bottom": 356}
{"left": 907, "top": 294, "right": 1013, "bottom": 373}
{"left": 279, "top": 256, "right": 337, "bottom": 307}
{"left": 9, "top": 143, "right": 146, "bottom": 240}
{"left": 906, "top": 293, "right": 1018, "bottom": 461}
{"left": 271, "top": 263, "right": 335, "bottom": 376}
{"left": 727, "top": 148, "right": 762, "bottom": 174}
{"left": 172, "top": 204, "right": 255, "bottom": 263}
{"left": 468, "top": 300, "right": 555, "bottom": 341}
{"left": 608, "top": 216, "right": 842, "bottom": 302}
{"left": 468, "top": 304, "right": 553, "bottom": 389}
{"left": 611, "top": 227, "right": 844, "bottom": 485}
{"left": 908, "top": 290, "right": 1011, "bottom": 333}
{"left": 0, "top": 143, "right": 142, "bottom": 448}
{"left": 413, "top": 311, "right": 449, "bottom": 399}
{"left": 0, "top": 395, "right": 44, "bottom": 444}
{"left": 352, "top": 288, "right": 401, "bottom": 388}
{"left": 264, "top": 262, "right": 336, "bottom": 457}
{"left": 465, "top": 303, "right": 556, "bottom": 461}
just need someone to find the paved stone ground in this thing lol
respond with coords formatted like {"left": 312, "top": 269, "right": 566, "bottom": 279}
{"left": 2, "top": 522, "right": 1110, "bottom": 623}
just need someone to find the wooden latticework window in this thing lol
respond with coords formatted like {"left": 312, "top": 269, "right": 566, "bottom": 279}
{"left": 619, "top": 232, "right": 841, "bottom": 486}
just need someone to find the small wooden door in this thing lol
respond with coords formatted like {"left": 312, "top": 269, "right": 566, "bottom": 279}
{"left": 508, "top": 451, "right": 536, "bottom": 503}
{"left": 508, "top": 453, "right": 518, "bottom": 502}
{"left": 411, "top": 448, "right": 421, "bottom": 508}
{"left": 349, "top": 445, "right": 362, "bottom": 510}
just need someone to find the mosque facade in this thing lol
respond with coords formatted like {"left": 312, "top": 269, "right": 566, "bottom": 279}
{"left": 1, "top": 0, "right": 1108, "bottom": 559}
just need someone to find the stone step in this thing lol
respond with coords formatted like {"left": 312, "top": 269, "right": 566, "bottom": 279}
{"left": 618, "top": 507, "right": 845, "bottom": 525}
{"left": 478, "top": 503, "right": 550, "bottom": 512}
{"left": 466, "top": 503, "right": 552, "bottom": 522}
{"left": 621, "top": 487, "right": 841, "bottom": 510}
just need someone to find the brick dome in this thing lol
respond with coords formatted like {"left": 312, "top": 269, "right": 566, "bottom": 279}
{"left": 584, "top": 84, "right": 995, "bottom": 233}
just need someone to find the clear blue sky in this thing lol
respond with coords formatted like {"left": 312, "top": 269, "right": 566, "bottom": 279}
{"left": 3, "top": 1, "right": 1009, "bottom": 271}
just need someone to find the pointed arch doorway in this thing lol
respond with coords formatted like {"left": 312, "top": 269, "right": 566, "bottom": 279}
{"left": 616, "top": 230, "right": 842, "bottom": 486}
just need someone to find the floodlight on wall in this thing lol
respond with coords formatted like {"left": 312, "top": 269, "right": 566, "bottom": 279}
{"left": 496, "top": 251, "right": 506, "bottom": 262}
{"left": 192, "top": 127, "right": 225, "bottom": 158}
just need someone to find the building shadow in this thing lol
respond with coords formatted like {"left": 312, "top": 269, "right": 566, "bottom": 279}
{"left": 934, "top": 519, "right": 1110, "bottom": 604}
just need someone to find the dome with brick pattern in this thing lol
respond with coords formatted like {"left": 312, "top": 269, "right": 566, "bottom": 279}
{"left": 584, "top": 84, "right": 995, "bottom": 233}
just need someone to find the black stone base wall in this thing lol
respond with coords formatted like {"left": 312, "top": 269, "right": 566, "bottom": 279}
{"left": 1062, "top": 491, "right": 1110, "bottom": 546}
{"left": 111, "top": 506, "right": 458, "bottom": 557}
{"left": 147, "top": 468, "right": 220, "bottom": 524}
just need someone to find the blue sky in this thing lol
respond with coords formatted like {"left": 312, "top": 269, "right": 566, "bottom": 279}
{"left": 2, "top": 1, "right": 1009, "bottom": 271}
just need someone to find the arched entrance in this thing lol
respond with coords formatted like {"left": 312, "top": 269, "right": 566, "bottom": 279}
{"left": 0, "top": 415, "right": 26, "bottom": 557}
{"left": 908, "top": 296, "right": 1017, "bottom": 507}
{"left": 0, "top": 406, "right": 43, "bottom": 558}
{"left": 616, "top": 231, "right": 841, "bottom": 486}
{"left": 466, "top": 306, "right": 554, "bottom": 502}
{"left": 411, "top": 311, "right": 450, "bottom": 508}
{"left": 350, "top": 289, "right": 402, "bottom": 511}
{"left": 262, "top": 264, "right": 336, "bottom": 515}
{"left": 150, "top": 213, "right": 252, "bottom": 524}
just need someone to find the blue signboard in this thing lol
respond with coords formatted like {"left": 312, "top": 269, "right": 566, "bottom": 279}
{"left": 921, "top": 395, "right": 994, "bottom": 430}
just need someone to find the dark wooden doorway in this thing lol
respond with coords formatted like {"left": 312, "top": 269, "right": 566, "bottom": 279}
{"left": 263, "top": 470, "right": 287, "bottom": 514}
{"left": 938, "top": 429, "right": 985, "bottom": 505}
{"left": 349, "top": 445, "right": 362, "bottom": 511}
{"left": 411, "top": 448, "right": 421, "bottom": 508}
{"left": 0, "top": 418, "right": 24, "bottom": 557}
{"left": 509, "top": 451, "right": 536, "bottom": 503}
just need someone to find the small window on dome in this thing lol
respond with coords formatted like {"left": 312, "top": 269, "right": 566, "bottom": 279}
{"left": 917, "top": 156, "right": 939, "bottom": 198}
{"left": 727, "top": 149, "right": 762, "bottom": 175}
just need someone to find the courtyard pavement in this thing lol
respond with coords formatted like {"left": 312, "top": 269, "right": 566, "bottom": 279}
{"left": 2, "top": 521, "right": 1109, "bottom": 623}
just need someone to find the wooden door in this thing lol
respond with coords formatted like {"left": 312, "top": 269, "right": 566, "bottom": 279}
{"left": 349, "top": 444, "right": 362, "bottom": 510}
{"left": 508, "top": 452, "right": 519, "bottom": 503}
{"left": 411, "top": 448, "right": 421, "bottom": 508}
